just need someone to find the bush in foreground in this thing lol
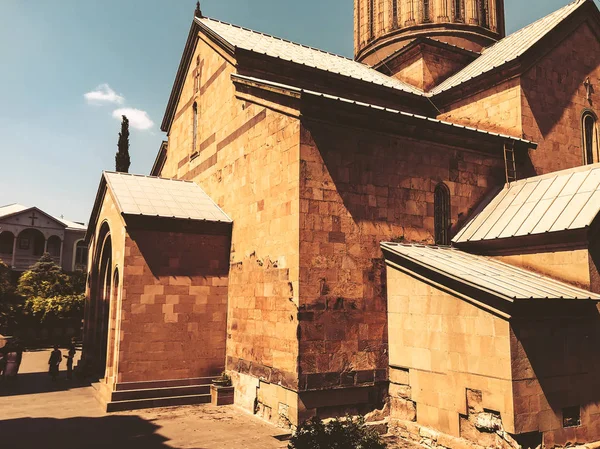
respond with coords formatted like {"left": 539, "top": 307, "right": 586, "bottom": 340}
{"left": 288, "top": 416, "right": 386, "bottom": 449}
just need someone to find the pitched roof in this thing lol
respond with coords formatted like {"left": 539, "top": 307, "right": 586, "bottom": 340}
{"left": 0, "top": 203, "right": 86, "bottom": 231}
{"left": 197, "top": 17, "right": 424, "bottom": 96}
{"left": 430, "top": 0, "right": 588, "bottom": 95}
{"left": 103, "top": 172, "right": 231, "bottom": 223}
{"left": 232, "top": 74, "right": 536, "bottom": 148}
{"left": 381, "top": 242, "right": 600, "bottom": 301}
{"left": 453, "top": 163, "right": 600, "bottom": 245}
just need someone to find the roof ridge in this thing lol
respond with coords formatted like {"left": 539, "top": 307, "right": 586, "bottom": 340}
{"left": 506, "top": 161, "right": 600, "bottom": 186}
{"left": 199, "top": 16, "right": 356, "bottom": 63}
{"left": 103, "top": 170, "right": 197, "bottom": 184}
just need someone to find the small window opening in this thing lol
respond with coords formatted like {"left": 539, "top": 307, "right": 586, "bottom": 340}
{"left": 434, "top": 183, "right": 451, "bottom": 246}
{"left": 192, "top": 102, "right": 198, "bottom": 155}
{"left": 479, "top": 0, "right": 489, "bottom": 28}
{"left": 583, "top": 112, "right": 597, "bottom": 165}
{"left": 563, "top": 406, "right": 581, "bottom": 428}
{"left": 453, "top": 0, "right": 464, "bottom": 21}
{"left": 422, "top": 0, "right": 431, "bottom": 22}
{"left": 392, "top": 0, "right": 399, "bottom": 27}
{"left": 368, "top": 0, "right": 375, "bottom": 39}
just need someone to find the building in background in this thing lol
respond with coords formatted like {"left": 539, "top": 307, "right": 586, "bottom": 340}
{"left": 0, "top": 204, "right": 87, "bottom": 272}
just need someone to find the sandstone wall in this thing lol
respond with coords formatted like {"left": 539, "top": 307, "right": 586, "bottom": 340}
{"left": 437, "top": 78, "right": 523, "bottom": 137}
{"left": 386, "top": 267, "right": 514, "bottom": 436}
{"left": 521, "top": 22, "right": 600, "bottom": 174}
{"left": 297, "top": 119, "right": 507, "bottom": 416}
{"left": 164, "top": 35, "right": 302, "bottom": 424}
{"left": 511, "top": 313, "right": 600, "bottom": 447}
{"left": 118, "top": 229, "right": 230, "bottom": 383}
{"left": 495, "top": 249, "right": 591, "bottom": 291}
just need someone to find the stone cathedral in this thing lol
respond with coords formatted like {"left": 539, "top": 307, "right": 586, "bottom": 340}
{"left": 82, "top": 0, "right": 600, "bottom": 447}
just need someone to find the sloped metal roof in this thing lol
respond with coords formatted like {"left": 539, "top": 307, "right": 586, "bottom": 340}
{"left": 233, "top": 74, "right": 536, "bottom": 147}
{"left": 382, "top": 242, "right": 600, "bottom": 301}
{"left": 453, "top": 163, "right": 600, "bottom": 244}
{"left": 198, "top": 17, "right": 425, "bottom": 96}
{"left": 103, "top": 172, "right": 231, "bottom": 223}
{"left": 430, "top": 0, "right": 587, "bottom": 95}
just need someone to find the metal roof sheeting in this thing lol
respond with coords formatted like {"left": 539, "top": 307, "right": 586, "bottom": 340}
{"left": 232, "top": 74, "right": 536, "bottom": 146}
{"left": 381, "top": 242, "right": 600, "bottom": 301}
{"left": 430, "top": 0, "right": 587, "bottom": 95}
{"left": 453, "top": 163, "right": 600, "bottom": 244}
{"left": 103, "top": 172, "right": 232, "bottom": 223}
{"left": 198, "top": 17, "right": 425, "bottom": 96}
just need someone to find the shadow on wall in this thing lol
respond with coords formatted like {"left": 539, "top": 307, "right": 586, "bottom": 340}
{"left": 513, "top": 304, "right": 600, "bottom": 439}
{"left": 128, "top": 228, "right": 231, "bottom": 279}
{"left": 0, "top": 416, "right": 187, "bottom": 449}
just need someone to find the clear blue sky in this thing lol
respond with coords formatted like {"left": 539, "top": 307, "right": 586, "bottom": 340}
{"left": 0, "top": 0, "right": 588, "bottom": 224}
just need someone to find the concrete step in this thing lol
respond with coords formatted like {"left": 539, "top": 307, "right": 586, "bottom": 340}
{"left": 115, "top": 377, "right": 215, "bottom": 391}
{"left": 106, "top": 393, "right": 211, "bottom": 412}
{"left": 111, "top": 384, "right": 211, "bottom": 402}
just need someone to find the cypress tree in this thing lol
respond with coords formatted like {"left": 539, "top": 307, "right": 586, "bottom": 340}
{"left": 115, "top": 115, "right": 131, "bottom": 173}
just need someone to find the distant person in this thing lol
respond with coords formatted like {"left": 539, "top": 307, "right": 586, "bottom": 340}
{"left": 3, "top": 341, "right": 23, "bottom": 381}
{"left": 64, "top": 339, "right": 76, "bottom": 380}
{"left": 48, "top": 345, "right": 62, "bottom": 381}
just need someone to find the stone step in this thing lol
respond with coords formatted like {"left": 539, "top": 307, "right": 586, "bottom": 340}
{"left": 111, "top": 384, "right": 211, "bottom": 402}
{"left": 115, "top": 377, "right": 215, "bottom": 391}
{"left": 106, "top": 393, "right": 211, "bottom": 412}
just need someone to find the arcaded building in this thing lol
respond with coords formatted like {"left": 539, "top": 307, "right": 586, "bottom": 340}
{"left": 82, "top": 0, "right": 600, "bottom": 447}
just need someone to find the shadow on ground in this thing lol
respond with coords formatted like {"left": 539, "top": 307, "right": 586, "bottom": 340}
{"left": 0, "top": 415, "right": 199, "bottom": 449}
{"left": 0, "top": 372, "right": 91, "bottom": 397}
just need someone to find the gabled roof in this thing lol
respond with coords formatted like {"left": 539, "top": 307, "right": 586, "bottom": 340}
{"left": 198, "top": 17, "right": 424, "bottom": 96}
{"left": 104, "top": 172, "right": 231, "bottom": 223}
{"left": 0, "top": 203, "right": 85, "bottom": 231}
{"left": 382, "top": 242, "right": 600, "bottom": 302}
{"left": 87, "top": 172, "right": 232, "bottom": 241}
{"left": 430, "top": 0, "right": 589, "bottom": 95}
{"left": 453, "top": 163, "right": 600, "bottom": 245}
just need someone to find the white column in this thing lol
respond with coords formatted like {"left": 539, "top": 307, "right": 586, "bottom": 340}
{"left": 43, "top": 238, "right": 48, "bottom": 254}
{"left": 59, "top": 239, "right": 64, "bottom": 269}
{"left": 11, "top": 235, "right": 17, "bottom": 268}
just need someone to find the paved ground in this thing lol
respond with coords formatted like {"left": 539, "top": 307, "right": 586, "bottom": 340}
{"left": 0, "top": 349, "right": 288, "bottom": 449}
{"left": 0, "top": 349, "right": 421, "bottom": 449}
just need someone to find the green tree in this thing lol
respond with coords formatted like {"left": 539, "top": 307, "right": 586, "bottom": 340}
{"left": 17, "top": 253, "right": 71, "bottom": 299}
{"left": 0, "top": 259, "right": 23, "bottom": 329}
{"left": 289, "top": 416, "right": 386, "bottom": 449}
{"left": 115, "top": 115, "right": 131, "bottom": 173}
{"left": 17, "top": 254, "right": 85, "bottom": 322}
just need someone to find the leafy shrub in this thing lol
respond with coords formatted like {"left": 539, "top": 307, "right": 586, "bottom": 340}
{"left": 288, "top": 416, "right": 386, "bottom": 449}
{"left": 17, "top": 254, "right": 85, "bottom": 322}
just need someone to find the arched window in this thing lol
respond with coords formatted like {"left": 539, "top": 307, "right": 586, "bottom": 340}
{"left": 368, "top": 0, "right": 375, "bottom": 39}
{"left": 392, "top": 0, "right": 399, "bottom": 27}
{"left": 479, "top": 0, "right": 489, "bottom": 28}
{"left": 422, "top": 0, "right": 431, "bottom": 22}
{"left": 453, "top": 0, "right": 464, "bottom": 21}
{"left": 583, "top": 111, "right": 598, "bottom": 165}
{"left": 406, "top": 0, "right": 415, "bottom": 24}
{"left": 192, "top": 102, "right": 198, "bottom": 154}
{"left": 75, "top": 240, "right": 88, "bottom": 270}
{"left": 434, "top": 183, "right": 451, "bottom": 246}
{"left": 0, "top": 232, "right": 14, "bottom": 255}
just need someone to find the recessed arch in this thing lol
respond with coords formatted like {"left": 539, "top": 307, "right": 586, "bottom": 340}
{"left": 17, "top": 228, "right": 45, "bottom": 257}
{"left": 434, "top": 182, "right": 451, "bottom": 246}
{"left": 47, "top": 235, "right": 62, "bottom": 258}
{"left": 0, "top": 231, "right": 15, "bottom": 256}
{"left": 582, "top": 109, "right": 599, "bottom": 165}
{"left": 73, "top": 239, "right": 88, "bottom": 271}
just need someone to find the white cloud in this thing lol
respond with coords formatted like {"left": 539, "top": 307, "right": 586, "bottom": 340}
{"left": 84, "top": 84, "right": 124, "bottom": 105}
{"left": 112, "top": 108, "right": 154, "bottom": 131}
